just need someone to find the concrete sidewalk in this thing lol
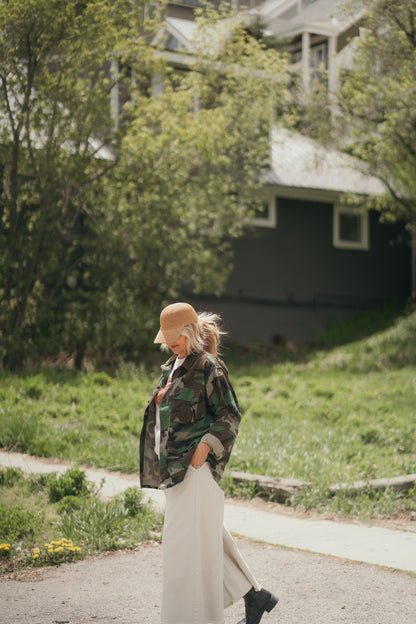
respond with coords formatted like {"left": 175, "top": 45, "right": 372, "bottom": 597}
{"left": 1, "top": 451, "right": 416, "bottom": 574}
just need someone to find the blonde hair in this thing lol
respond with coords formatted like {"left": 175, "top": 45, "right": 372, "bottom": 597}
{"left": 161, "top": 311, "right": 225, "bottom": 357}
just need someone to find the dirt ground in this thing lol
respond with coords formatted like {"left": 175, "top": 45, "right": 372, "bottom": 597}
{"left": 2, "top": 537, "right": 415, "bottom": 624}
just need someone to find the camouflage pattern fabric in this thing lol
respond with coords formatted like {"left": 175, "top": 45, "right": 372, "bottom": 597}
{"left": 139, "top": 350, "right": 241, "bottom": 489}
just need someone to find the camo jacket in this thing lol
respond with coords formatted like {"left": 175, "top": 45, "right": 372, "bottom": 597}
{"left": 139, "top": 350, "right": 241, "bottom": 490}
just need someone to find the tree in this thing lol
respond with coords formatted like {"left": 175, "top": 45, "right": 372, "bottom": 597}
{"left": 98, "top": 7, "right": 292, "bottom": 360}
{"left": 0, "top": 0, "right": 162, "bottom": 368}
{"left": 0, "top": 2, "right": 291, "bottom": 367}
{"left": 337, "top": 0, "right": 416, "bottom": 224}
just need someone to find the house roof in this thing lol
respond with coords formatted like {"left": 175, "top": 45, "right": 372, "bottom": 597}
{"left": 165, "top": 16, "right": 197, "bottom": 49}
{"left": 256, "top": 0, "right": 299, "bottom": 21}
{"left": 264, "top": 0, "right": 363, "bottom": 38}
{"left": 265, "top": 127, "right": 385, "bottom": 197}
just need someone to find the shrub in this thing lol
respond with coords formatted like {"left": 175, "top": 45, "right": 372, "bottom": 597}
{"left": 55, "top": 495, "right": 84, "bottom": 515}
{"left": 123, "top": 486, "right": 144, "bottom": 518}
{"left": 47, "top": 467, "right": 91, "bottom": 503}
{"left": 0, "top": 503, "right": 42, "bottom": 542}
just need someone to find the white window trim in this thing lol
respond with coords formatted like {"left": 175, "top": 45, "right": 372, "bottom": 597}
{"left": 252, "top": 197, "right": 277, "bottom": 228}
{"left": 333, "top": 205, "right": 369, "bottom": 250}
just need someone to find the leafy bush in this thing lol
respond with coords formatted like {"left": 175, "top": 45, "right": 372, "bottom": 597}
{"left": 0, "top": 503, "right": 43, "bottom": 543}
{"left": 55, "top": 495, "right": 84, "bottom": 515}
{"left": 46, "top": 468, "right": 91, "bottom": 503}
{"left": 123, "top": 486, "right": 144, "bottom": 518}
{"left": 88, "top": 372, "right": 112, "bottom": 386}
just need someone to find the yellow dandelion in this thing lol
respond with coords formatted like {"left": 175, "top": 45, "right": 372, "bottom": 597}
{"left": 33, "top": 553, "right": 39, "bottom": 559}
{"left": 33, "top": 548, "right": 40, "bottom": 554}
{"left": 44, "top": 544, "right": 49, "bottom": 548}
{"left": 55, "top": 547, "right": 63, "bottom": 553}
{"left": 75, "top": 547, "right": 82, "bottom": 552}
{"left": 48, "top": 549, "right": 54, "bottom": 554}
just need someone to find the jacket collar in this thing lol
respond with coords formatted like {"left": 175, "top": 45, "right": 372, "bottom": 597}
{"left": 161, "top": 350, "right": 202, "bottom": 374}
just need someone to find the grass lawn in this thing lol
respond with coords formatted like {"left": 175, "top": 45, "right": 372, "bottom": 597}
{"left": 1, "top": 306, "right": 416, "bottom": 521}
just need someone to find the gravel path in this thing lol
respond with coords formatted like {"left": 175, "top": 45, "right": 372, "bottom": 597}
{"left": 2, "top": 538, "right": 415, "bottom": 624}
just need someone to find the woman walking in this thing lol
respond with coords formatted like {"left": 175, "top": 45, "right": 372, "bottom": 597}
{"left": 140, "top": 302, "right": 278, "bottom": 624}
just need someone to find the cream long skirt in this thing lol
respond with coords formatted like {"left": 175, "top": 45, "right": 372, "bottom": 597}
{"left": 161, "top": 463, "right": 261, "bottom": 624}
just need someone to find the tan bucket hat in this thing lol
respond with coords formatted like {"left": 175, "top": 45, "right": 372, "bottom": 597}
{"left": 154, "top": 302, "right": 198, "bottom": 344}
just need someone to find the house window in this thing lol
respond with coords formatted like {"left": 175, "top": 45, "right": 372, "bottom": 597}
{"left": 333, "top": 205, "right": 369, "bottom": 250}
{"left": 252, "top": 197, "right": 277, "bottom": 228}
{"left": 165, "top": 35, "right": 181, "bottom": 52}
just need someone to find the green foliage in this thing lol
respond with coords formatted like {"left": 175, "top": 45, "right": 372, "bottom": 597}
{"left": 100, "top": 8, "right": 292, "bottom": 361}
{"left": 57, "top": 493, "right": 162, "bottom": 553}
{"left": 46, "top": 468, "right": 91, "bottom": 503}
{"left": 55, "top": 495, "right": 84, "bottom": 515}
{"left": 0, "top": 467, "right": 23, "bottom": 488}
{"left": 123, "top": 486, "right": 145, "bottom": 518}
{"left": 32, "top": 538, "right": 83, "bottom": 567}
{"left": 0, "top": 503, "right": 43, "bottom": 543}
{"left": 0, "top": 410, "right": 50, "bottom": 456}
{"left": 0, "top": 1, "right": 292, "bottom": 368}
{"left": 0, "top": 0, "right": 163, "bottom": 368}
{"left": 0, "top": 543, "right": 12, "bottom": 559}
{"left": 0, "top": 469, "right": 162, "bottom": 572}
{"left": 1, "top": 307, "right": 416, "bottom": 520}
{"left": 221, "top": 475, "right": 257, "bottom": 499}
{"left": 337, "top": 0, "right": 416, "bottom": 223}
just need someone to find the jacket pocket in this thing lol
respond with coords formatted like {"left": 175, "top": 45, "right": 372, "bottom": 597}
{"left": 169, "top": 397, "right": 201, "bottom": 423}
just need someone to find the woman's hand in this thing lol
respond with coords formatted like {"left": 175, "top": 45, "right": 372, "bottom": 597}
{"left": 190, "top": 442, "right": 211, "bottom": 468}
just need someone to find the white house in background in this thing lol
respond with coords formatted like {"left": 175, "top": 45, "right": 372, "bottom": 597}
{"left": 161, "top": 0, "right": 366, "bottom": 93}
{"left": 254, "top": 0, "right": 365, "bottom": 93}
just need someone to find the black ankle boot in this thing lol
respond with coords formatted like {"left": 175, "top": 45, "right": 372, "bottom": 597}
{"left": 237, "top": 587, "right": 279, "bottom": 624}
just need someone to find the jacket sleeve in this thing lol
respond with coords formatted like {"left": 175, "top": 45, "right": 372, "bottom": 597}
{"left": 200, "top": 360, "right": 241, "bottom": 459}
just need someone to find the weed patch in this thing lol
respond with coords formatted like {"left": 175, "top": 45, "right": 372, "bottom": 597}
{"left": 0, "top": 468, "right": 162, "bottom": 574}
